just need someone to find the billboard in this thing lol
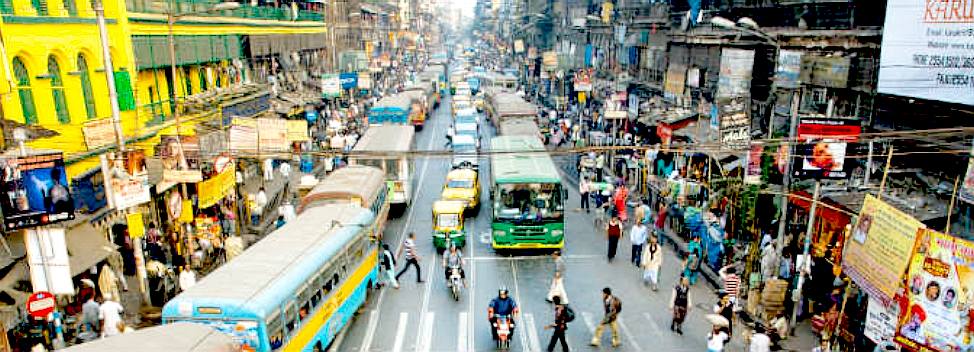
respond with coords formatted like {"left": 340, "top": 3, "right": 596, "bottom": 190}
{"left": 0, "top": 153, "right": 75, "bottom": 230}
{"left": 102, "top": 150, "right": 150, "bottom": 210}
{"left": 717, "top": 97, "right": 750, "bottom": 150}
{"left": 157, "top": 135, "right": 202, "bottom": 183}
{"left": 774, "top": 50, "right": 803, "bottom": 89}
{"left": 877, "top": 0, "right": 974, "bottom": 105}
{"left": 793, "top": 117, "right": 861, "bottom": 179}
{"left": 717, "top": 48, "right": 755, "bottom": 98}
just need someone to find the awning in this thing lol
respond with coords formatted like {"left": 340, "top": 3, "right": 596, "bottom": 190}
{"left": 66, "top": 222, "right": 118, "bottom": 276}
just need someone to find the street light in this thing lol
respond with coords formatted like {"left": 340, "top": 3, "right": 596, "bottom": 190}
{"left": 709, "top": 16, "right": 777, "bottom": 45}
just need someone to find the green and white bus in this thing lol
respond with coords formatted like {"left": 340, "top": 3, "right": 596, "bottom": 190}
{"left": 489, "top": 135, "right": 566, "bottom": 249}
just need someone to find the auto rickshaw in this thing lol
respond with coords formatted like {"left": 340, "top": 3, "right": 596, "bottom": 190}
{"left": 432, "top": 200, "right": 467, "bottom": 251}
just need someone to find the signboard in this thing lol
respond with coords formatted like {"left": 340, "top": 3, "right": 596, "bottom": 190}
{"left": 339, "top": 72, "right": 358, "bottom": 90}
{"left": 864, "top": 297, "right": 900, "bottom": 344}
{"left": 257, "top": 118, "right": 288, "bottom": 151}
{"left": 809, "top": 56, "right": 851, "bottom": 89}
{"left": 158, "top": 135, "right": 202, "bottom": 183}
{"left": 197, "top": 161, "right": 236, "bottom": 209}
{"left": 717, "top": 48, "right": 755, "bottom": 98}
{"left": 744, "top": 142, "right": 763, "bottom": 185}
{"left": 573, "top": 68, "right": 593, "bottom": 92}
{"left": 221, "top": 93, "right": 271, "bottom": 127}
{"left": 102, "top": 150, "right": 150, "bottom": 210}
{"left": 542, "top": 51, "right": 558, "bottom": 68}
{"left": 718, "top": 97, "right": 750, "bottom": 150}
{"left": 774, "top": 50, "right": 803, "bottom": 89}
{"left": 358, "top": 72, "right": 372, "bottom": 90}
{"left": 0, "top": 153, "right": 75, "bottom": 230}
{"left": 321, "top": 74, "right": 341, "bottom": 98}
{"left": 286, "top": 120, "right": 309, "bottom": 142}
{"left": 663, "top": 64, "right": 687, "bottom": 101}
{"left": 794, "top": 117, "right": 861, "bottom": 179}
{"left": 127, "top": 212, "right": 145, "bottom": 239}
{"left": 82, "top": 118, "right": 116, "bottom": 150}
{"left": 843, "top": 194, "right": 925, "bottom": 303}
{"left": 877, "top": 0, "right": 974, "bottom": 106}
{"left": 514, "top": 39, "right": 524, "bottom": 54}
{"left": 962, "top": 141, "right": 974, "bottom": 204}
{"left": 26, "top": 292, "right": 56, "bottom": 319}
{"left": 25, "top": 228, "right": 73, "bottom": 294}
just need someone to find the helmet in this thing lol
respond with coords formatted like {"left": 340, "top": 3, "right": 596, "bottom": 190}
{"left": 498, "top": 287, "right": 509, "bottom": 296}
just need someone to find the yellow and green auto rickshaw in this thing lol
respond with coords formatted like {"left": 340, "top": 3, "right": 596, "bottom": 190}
{"left": 432, "top": 200, "right": 467, "bottom": 251}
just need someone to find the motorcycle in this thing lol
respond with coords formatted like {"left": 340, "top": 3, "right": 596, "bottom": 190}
{"left": 448, "top": 266, "right": 463, "bottom": 301}
{"left": 493, "top": 314, "right": 514, "bottom": 349}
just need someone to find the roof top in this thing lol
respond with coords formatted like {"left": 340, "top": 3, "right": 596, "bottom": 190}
{"left": 490, "top": 136, "right": 561, "bottom": 183}
{"left": 433, "top": 200, "right": 467, "bottom": 213}
{"left": 300, "top": 165, "right": 386, "bottom": 211}
{"left": 61, "top": 323, "right": 237, "bottom": 352}
{"left": 353, "top": 125, "right": 415, "bottom": 152}
{"left": 446, "top": 168, "right": 478, "bottom": 180}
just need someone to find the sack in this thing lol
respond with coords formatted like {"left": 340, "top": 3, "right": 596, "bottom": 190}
{"left": 563, "top": 305, "right": 576, "bottom": 322}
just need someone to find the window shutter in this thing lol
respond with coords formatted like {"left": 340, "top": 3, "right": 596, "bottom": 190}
{"left": 114, "top": 71, "right": 136, "bottom": 111}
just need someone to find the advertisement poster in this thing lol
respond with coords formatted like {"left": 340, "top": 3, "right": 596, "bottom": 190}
{"left": 877, "top": 0, "right": 974, "bottom": 106}
{"left": 865, "top": 297, "right": 901, "bottom": 344}
{"left": 657, "top": 125, "right": 673, "bottom": 146}
{"left": 321, "top": 74, "right": 341, "bottom": 98}
{"left": 960, "top": 141, "right": 974, "bottom": 204}
{"left": 744, "top": 143, "right": 763, "bottom": 185}
{"left": 286, "top": 120, "right": 310, "bottom": 142}
{"left": 157, "top": 135, "right": 202, "bottom": 183}
{"left": 718, "top": 97, "right": 750, "bottom": 150}
{"left": 197, "top": 161, "right": 236, "bottom": 209}
{"left": 573, "top": 69, "right": 593, "bottom": 92}
{"left": 775, "top": 50, "right": 803, "bottom": 89}
{"left": 0, "top": 153, "right": 75, "bottom": 230}
{"left": 717, "top": 48, "right": 755, "bottom": 98}
{"left": 843, "top": 194, "right": 925, "bottom": 302}
{"left": 102, "top": 150, "right": 150, "bottom": 210}
{"left": 896, "top": 229, "right": 974, "bottom": 351}
{"left": 82, "top": 118, "right": 116, "bottom": 150}
{"left": 663, "top": 64, "right": 687, "bottom": 101}
{"left": 794, "top": 117, "right": 861, "bottom": 179}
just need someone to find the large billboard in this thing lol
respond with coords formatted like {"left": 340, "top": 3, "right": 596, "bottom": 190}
{"left": 877, "top": 0, "right": 974, "bottom": 105}
{"left": 794, "top": 117, "right": 861, "bottom": 179}
{"left": 0, "top": 153, "right": 75, "bottom": 230}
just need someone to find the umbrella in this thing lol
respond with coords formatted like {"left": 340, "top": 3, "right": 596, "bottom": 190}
{"left": 706, "top": 314, "right": 729, "bottom": 327}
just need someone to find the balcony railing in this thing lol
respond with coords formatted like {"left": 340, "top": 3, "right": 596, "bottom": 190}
{"left": 126, "top": 0, "right": 325, "bottom": 22}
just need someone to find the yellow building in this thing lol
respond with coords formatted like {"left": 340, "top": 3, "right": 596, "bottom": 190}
{"left": 0, "top": 0, "right": 329, "bottom": 179}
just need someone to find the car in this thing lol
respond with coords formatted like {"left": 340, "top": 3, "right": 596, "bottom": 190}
{"left": 451, "top": 134, "right": 479, "bottom": 170}
{"left": 455, "top": 122, "right": 480, "bottom": 147}
{"left": 454, "top": 108, "right": 480, "bottom": 124}
{"left": 441, "top": 168, "right": 480, "bottom": 212}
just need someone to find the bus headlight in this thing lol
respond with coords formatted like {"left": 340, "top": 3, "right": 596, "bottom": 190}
{"left": 552, "top": 230, "right": 563, "bottom": 236}
{"left": 493, "top": 230, "right": 506, "bottom": 237}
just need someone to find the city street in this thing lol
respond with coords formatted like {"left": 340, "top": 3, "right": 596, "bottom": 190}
{"left": 338, "top": 94, "right": 739, "bottom": 351}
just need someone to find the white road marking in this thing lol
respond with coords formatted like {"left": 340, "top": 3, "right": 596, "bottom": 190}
{"left": 581, "top": 311, "right": 597, "bottom": 333}
{"left": 643, "top": 312, "right": 664, "bottom": 338}
{"left": 392, "top": 312, "right": 408, "bottom": 352}
{"left": 458, "top": 312, "right": 468, "bottom": 352}
{"left": 617, "top": 317, "right": 642, "bottom": 351}
{"left": 524, "top": 313, "right": 542, "bottom": 352}
{"left": 467, "top": 254, "right": 601, "bottom": 261}
{"left": 360, "top": 99, "right": 440, "bottom": 352}
{"left": 357, "top": 310, "right": 379, "bottom": 352}
{"left": 414, "top": 257, "right": 437, "bottom": 348}
{"left": 510, "top": 261, "right": 529, "bottom": 350}
{"left": 467, "top": 231, "right": 477, "bottom": 352}
{"left": 417, "top": 312, "right": 435, "bottom": 352}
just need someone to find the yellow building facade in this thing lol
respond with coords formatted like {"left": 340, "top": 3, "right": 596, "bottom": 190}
{"left": 0, "top": 0, "right": 327, "bottom": 178}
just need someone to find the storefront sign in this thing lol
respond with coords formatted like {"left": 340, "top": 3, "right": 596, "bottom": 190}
{"left": 339, "top": 72, "right": 358, "bottom": 90}
{"left": 256, "top": 118, "right": 288, "bottom": 151}
{"left": 744, "top": 142, "right": 763, "bottom": 185}
{"left": 26, "top": 291, "right": 56, "bottom": 319}
{"left": 809, "top": 56, "right": 851, "bottom": 89}
{"left": 221, "top": 93, "right": 271, "bottom": 127}
{"left": 718, "top": 97, "right": 750, "bottom": 150}
{"left": 102, "top": 150, "right": 150, "bottom": 210}
{"left": 286, "top": 120, "right": 309, "bottom": 142}
{"left": 794, "top": 117, "right": 861, "bottom": 179}
{"left": 717, "top": 48, "right": 755, "bottom": 98}
{"left": 774, "top": 50, "right": 803, "bottom": 89}
{"left": 358, "top": 72, "right": 372, "bottom": 90}
{"left": 0, "top": 153, "right": 75, "bottom": 230}
{"left": 82, "top": 118, "right": 116, "bottom": 150}
{"left": 157, "top": 135, "right": 202, "bottom": 184}
{"left": 843, "top": 194, "right": 925, "bottom": 303}
{"left": 25, "top": 228, "right": 73, "bottom": 294}
{"left": 663, "top": 64, "right": 687, "bottom": 101}
{"left": 865, "top": 297, "right": 899, "bottom": 344}
{"left": 877, "top": 0, "right": 974, "bottom": 105}
{"left": 321, "top": 74, "right": 341, "bottom": 98}
{"left": 127, "top": 212, "right": 145, "bottom": 239}
{"left": 197, "top": 162, "right": 236, "bottom": 209}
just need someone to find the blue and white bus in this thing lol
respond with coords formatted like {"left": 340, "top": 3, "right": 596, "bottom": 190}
{"left": 162, "top": 203, "right": 379, "bottom": 351}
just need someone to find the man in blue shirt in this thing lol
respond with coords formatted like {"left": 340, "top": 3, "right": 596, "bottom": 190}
{"left": 488, "top": 288, "right": 519, "bottom": 341}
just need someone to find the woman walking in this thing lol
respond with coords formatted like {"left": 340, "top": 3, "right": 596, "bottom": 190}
{"left": 670, "top": 277, "right": 691, "bottom": 334}
{"left": 605, "top": 217, "right": 622, "bottom": 261}
{"left": 641, "top": 236, "right": 663, "bottom": 290}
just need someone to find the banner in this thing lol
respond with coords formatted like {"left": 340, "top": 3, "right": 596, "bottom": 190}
{"left": 286, "top": 120, "right": 310, "bottom": 142}
{"left": 960, "top": 141, "right": 974, "bottom": 204}
{"left": 82, "top": 118, "right": 116, "bottom": 150}
{"left": 717, "top": 97, "right": 749, "bottom": 150}
{"left": 794, "top": 117, "right": 861, "bottom": 179}
{"left": 717, "top": 48, "right": 755, "bottom": 98}
{"left": 774, "top": 50, "right": 803, "bottom": 89}
{"left": 197, "top": 161, "right": 236, "bottom": 209}
{"left": 877, "top": 0, "right": 974, "bottom": 105}
{"left": 321, "top": 74, "right": 341, "bottom": 98}
{"left": 896, "top": 229, "right": 974, "bottom": 350}
{"left": 865, "top": 297, "right": 900, "bottom": 344}
{"left": 843, "top": 194, "right": 925, "bottom": 302}
{"left": 0, "top": 153, "right": 75, "bottom": 230}
{"left": 102, "top": 150, "right": 150, "bottom": 210}
{"left": 157, "top": 135, "right": 202, "bottom": 183}
{"left": 744, "top": 142, "right": 763, "bottom": 185}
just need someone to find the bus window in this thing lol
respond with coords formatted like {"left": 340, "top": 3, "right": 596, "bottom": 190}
{"left": 285, "top": 303, "right": 297, "bottom": 334}
{"left": 267, "top": 311, "right": 283, "bottom": 351}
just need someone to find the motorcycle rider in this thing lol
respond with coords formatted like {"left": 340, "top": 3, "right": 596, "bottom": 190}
{"left": 488, "top": 287, "right": 520, "bottom": 340}
{"left": 443, "top": 243, "right": 466, "bottom": 287}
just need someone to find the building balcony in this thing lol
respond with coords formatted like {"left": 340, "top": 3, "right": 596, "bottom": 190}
{"left": 125, "top": 0, "right": 325, "bottom": 22}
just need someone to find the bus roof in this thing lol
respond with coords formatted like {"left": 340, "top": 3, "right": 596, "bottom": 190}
{"left": 353, "top": 125, "right": 415, "bottom": 152}
{"left": 498, "top": 118, "right": 542, "bottom": 138}
{"left": 61, "top": 323, "right": 237, "bottom": 352}
{"left": 300, "top": 165, "right": 385, "bottom": 212}
{"left": 490, "top": 136, "right": 561, "bottom": 184}
{"left": 162, "top": 204, "right": 373, "bottom": 320}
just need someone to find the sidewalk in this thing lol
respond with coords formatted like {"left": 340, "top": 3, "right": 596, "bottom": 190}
{"left": 237, "top": 159, "right": 322, "bottom": 243}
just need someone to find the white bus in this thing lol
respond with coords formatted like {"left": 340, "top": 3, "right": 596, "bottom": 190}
{"left": 351, "top": 125, "right": 416, "bottom": 211}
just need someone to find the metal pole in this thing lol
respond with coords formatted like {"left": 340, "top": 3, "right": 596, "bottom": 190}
{"left": 789, "top": 180, "right": 820, "bottom": 335}
{"left": 330, "top": 0, "right": 338, "bottom": 71}
{"left": 774, "top": 90, "right": 799, "bottom": 261}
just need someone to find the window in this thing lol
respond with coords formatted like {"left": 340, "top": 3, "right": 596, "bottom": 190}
{"left": 48, "top": 56, "right": 70, "bottom": 124}
{"left": 77, "top": 55, "right": 96, "bottom": 119}
{"left": 62, "top": 0, "right": 75, "bottom": 15}
{"left": 266, "top": 311, "right": 284, "bottom": 351}
{"left": 31, "top": 0, "right": 46, "bottom": 15}
{"left": 12, "top": 58, "right": 37, "bottom": 124}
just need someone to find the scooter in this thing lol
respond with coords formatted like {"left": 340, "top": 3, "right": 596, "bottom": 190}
{"left": 493, "top": 314, "right": 514, "bottom": 349}
{"left": 449, "top": 266, "right": 463, "bottom": 301}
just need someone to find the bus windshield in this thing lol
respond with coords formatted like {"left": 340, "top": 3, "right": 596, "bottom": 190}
{"left": 494, "top": 183, "right": 563, "bottom": 223}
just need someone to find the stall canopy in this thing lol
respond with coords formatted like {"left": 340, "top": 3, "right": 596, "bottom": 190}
{"left": 66, "top": 222, "right": 118, "bottom": 276}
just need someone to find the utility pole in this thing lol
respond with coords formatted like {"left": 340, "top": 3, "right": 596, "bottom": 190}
{"left": 774, "top": 90, "right": 799, "bottom": 261}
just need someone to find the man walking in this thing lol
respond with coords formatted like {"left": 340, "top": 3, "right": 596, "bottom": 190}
{"left": 396, "top": 232, "right": 424, "bottom": 283}
{"left": 547, "top": 251, "right": 568, "bottom": 303}
{"left": 669, "top": 277, "right": 691, "bottom": 334}
{"left": 590, "top": 287, "right": 621, "bottom": 347}
{"left": 545, "top": 295, "right": 570, "bottom": 352}
{"left": 380, "top": 243, "right": 399, "bottom": 289}
{"left": 641, "top": 236, "right": 663, "bottom": 290}
{"left": 605, "top": 217, "right": 622, "bottom": 261}
{"left": 630, "top": 220, "right": 648, "bottom": 267}
{"left": 655, "top": 203, "right": 668, "bottom": 246}
{"left": 579, "top": 178, "right": 590, "bottom": 213}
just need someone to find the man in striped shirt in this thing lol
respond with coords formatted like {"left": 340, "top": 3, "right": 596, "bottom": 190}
{"left": 396, "top": 232, "right": 424, "bottom": 283}
{"left": 719, "top": 264, "right": 741, "bottom": 304}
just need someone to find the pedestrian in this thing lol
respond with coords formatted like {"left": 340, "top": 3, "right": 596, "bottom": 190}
{"left": 544, "top": 295, "right": 570, "bottom": 352}
{"left": 380, "top": 243, "right": 399, "bottom": 289}
{"left": 595, "top": 153, "right": 605, "bottom": 182}
{"left": 714, "top": 293, "right": 735, "bottom": 340}
{"left": 263, "top": 158, "right": 274, "bottom": 181}
{"left": 146, "top": 222, "right": 161, "bottom": 245}
{"left": 279, "top": 160, "right": 291, "bottom": 179}
{"left": 178, "top": 266, "right": 197, "bottom": 292}
{"left": 669, "top": 276, "right": 691, "bottom": 334}
{"left": 395, "top": 232, "right": 424, "bottom": 283}
{"left": 613, "top": 183, "right": 628, "bottom": 223}
{"left": 547, "top": 250, "right": 568, "bottom": 303}
{"left": 579, "top": 178, "right": 591, "bottom": 213}
{"left": 655, "top": 202, "right": 668, "bottom": 246}
{"left": 634, "top": 199, "right": 649, "bottom": 226}
{"left": 749, "top": 324, "right": 772, "bottom": 352}
{"left": 641, "top": 236, "right": 663, "bottom": 290}
{"left": 98, "top": 294, "right": 124, "bottom": 338}
{"left": 719, "top": 264, "right": 741, "bottom": 305}
{"left": 590, "top": 287, "right": 621, "bottom": 347}
{"left": 707, "top": 325, "right": 730, "bottom": 352}
{"left": 683, "top": 249, "right": 701, "bottom": 285}
{"left": 605, "top": 216, "right": 622, "bottom": 261}
{"left": 81, "top": 295, "right": 100, "bottom": 334}
{"left": 629, "top": 220, "right": 648, "bottom": 267}
{"left": 255, "top": 187, "right": 268, "bottom": 225}
{"left": 97, "top": 262, "right": 121, "bottom": 304}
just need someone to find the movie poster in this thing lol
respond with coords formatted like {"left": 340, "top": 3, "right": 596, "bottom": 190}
{"left": 0, "top": 153, "right": 75, "bottom": 230}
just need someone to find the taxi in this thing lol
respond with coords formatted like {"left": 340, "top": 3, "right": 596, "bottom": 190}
{"left": 432, "top": 200, "right": 467, "bottom": 250}
{"left": 441, "top": 168, "right": 480, "bottom": 212}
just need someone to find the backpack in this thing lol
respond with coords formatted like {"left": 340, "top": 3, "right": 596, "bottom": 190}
{"left": 562, "top": 305, "right": 576, "bottom": 322}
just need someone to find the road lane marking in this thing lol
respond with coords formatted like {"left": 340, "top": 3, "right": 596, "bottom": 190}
{"left": 524, "top": 313, "right": 542, "bottom": 352}
{"left": 357, "top": 310, "right": 379, "bottom": 352}
{"left": 467, "top": 231, "right": 476, "bottom": 351}
{"left": 510, "top": 261, "right": 529, "bottom": 351}
{"left": 467, "top": 254, "right": 601, "bottom": 261}
{"left": 415, "top": 259, "right": 436, "bottom": 348}
{"left": 617, "top": 317, "right": 642, "bottom": 351}
{"left": 581, "top": 311, "right": 597, "bottom": 333}
{"left": 392, "top": 312, "right": 408, "bottom": 352}
{"left": 458, "top": 312, "right": 468, "bottom": 352}
{"left": 361, "top": 98, "right": 440, "bottom": 352}
{"left": 642, "top": 312, "right": 664, "bottom": 338}
{"left": 418, "top": 312, "right": 435, "bottom": 352}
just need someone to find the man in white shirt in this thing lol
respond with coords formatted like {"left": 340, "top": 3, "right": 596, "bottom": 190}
{"left": 279, "top": 161, "right": 291, "bottom": 179}
{"left": 749, "top": 325, "right": 772, "bottom": 352}
{"left": 179, "top": 266, "right": 197, "bottom": 292}
{"left": 630, "top": 221, "right": 649, "bottom": 267}
{"left": 98, "top": 294, "right": 124, "bottom": 338}
{"left": 263, "top": 158, "right": 274, "bottom": 181}
{"left": 255, "top": 188, "right": 268, "bottom": 225}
